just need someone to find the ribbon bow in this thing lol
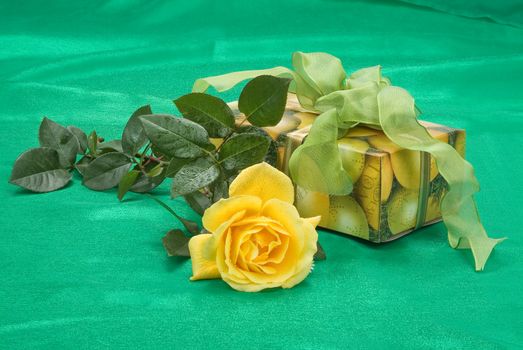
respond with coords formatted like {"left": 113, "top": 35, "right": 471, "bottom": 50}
{"left": 193, "top": 52, "right": 504, "bottom": 271}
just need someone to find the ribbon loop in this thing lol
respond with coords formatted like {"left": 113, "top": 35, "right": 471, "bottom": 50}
{"left": 345, "top": 65, "right": 388, "bottom": 89}
{"left": 315, "top": 84, "right": 381, "bottom": 126}
{"left": 292, "top": 52, "right": 346, "bottom": 97}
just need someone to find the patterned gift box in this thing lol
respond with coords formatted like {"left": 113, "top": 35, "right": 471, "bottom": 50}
{"left": 232, "top": 94, "right": 465, "bottom": 242}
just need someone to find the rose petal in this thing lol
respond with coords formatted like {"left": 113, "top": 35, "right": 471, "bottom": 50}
{"left": 282, "top": 260, "right": 314, "bottom": 289}
{"left": 281, "top": 228, "right": 318, "bottom": 288}
{"left": 240, "top": 267, "right": 290, "bottom": 286}
{"left": 224, "top": 281, "right": 281, "bottom": 293}
{"left": 230, "top": 224, "right": 263, "bottom": 265}
{"left": 202, "top": 195, "right": 262, "bottom": 232}
{"left": 266, "top": 234, "right": 290, "bottom": 264}
{"left": 224, "top": 228, "right": 248, "bottom": 280}
{"left": 191, "top": 209, "right": 248, "bottom": 282}
{"left": 262, "top": 199, "right": 308, "bottom": 252}
{"left": 262, "top": 198, "right": 318, "bottom": 287}
{"left": 229, "top": 162, "right": 294, "bottom": 204}
{"left": 304, "top": 216, "right": 322, "bottom": 228}
{"left": 217, "top": 234, "right": 250, "bottom": 285}
{"left": 188, "top": 234, "right": 220, "bottom": 281}
{"left": 231, "top": 216, "right": 288, "bottom": 234}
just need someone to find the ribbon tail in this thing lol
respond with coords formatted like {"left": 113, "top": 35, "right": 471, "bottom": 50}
{"left": 450, "top": 235, "right": 506, "bottom": 271}
{"left": 378, "top": 86, "right": 505, "bottom": 271}
{"left": 192, "top": 66, "right": 295, "bottom": 93}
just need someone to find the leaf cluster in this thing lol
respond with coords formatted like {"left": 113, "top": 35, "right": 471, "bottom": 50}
{"left": 10, "top": 75, "right": 290, "bottom": 203}
{"left": 9, "top": 76, "right": 310, "bottom": 258}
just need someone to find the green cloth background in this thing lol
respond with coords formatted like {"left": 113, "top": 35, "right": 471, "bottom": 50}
{"left": 1, "top": 1, "right": 522, "bottom": 348}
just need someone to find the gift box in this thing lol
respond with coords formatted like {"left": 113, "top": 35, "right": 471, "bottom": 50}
{"left": 232, "top": 94, "right": 466, "bottom": 243}
{"left": 196, "top": 51, "right": 500, "bottom": 271}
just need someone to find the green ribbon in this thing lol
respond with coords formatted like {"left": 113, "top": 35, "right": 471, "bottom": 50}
{"left": 193, "top": 51, "right": 504, "bottom": 271}
{"left": 415, "top": 152, "right": 431, "bottom": 230}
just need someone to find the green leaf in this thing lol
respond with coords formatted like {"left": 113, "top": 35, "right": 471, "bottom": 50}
{"left": 162, "top": 229, "right": 190, "bottom": 257}
{"left": 9, "top": 147, "right": 72, "bottom": 192}
{"left": 130, "top": 174, "right": 165, "bottom": 193}
{"left": 236, "top": 126, "right": 278, "bottom": 166}
{"left": 82, "top": 152, "right": 133, "bottom": 191}
{"left": 39, "top": 117, "right": 78, "bottom": 167}
{"left": 238, "top": 75, "right": 291, "bottom": 127}
{"left": 165, "top": 157, "right": 191, "bottom": 178}
{"left": 264, "top": 140, "right": 279, "bottom": 167}
{"left": 171, "top": 157, "right": 220, "bottom": 198}
{"left": 145, "top": 194, "right": 200, "bottom": 235}
{"left": 174, "top": 93, "right": 235, "bottom": 138}
{"left": 75, "top": 155, "right": 92, "bottom": 176}
{"left": 140, "top": 114, "right": 215, "bottom": 158}
{"left": 134, "top": 177, "right": 160, "bottom": 192}
{"left": 118, "top": 169, "right": 140, "bottom": 201}
{"left": 218, "top": 133, "right": 270, "bottom": 171}
{"left": 146, "top": 163, "right": 164, "bottom": 178}
{"left": 129, "top": 162, "right": 165, "bottom": 193}
{"left": 314, "top": 241, "right": 326, "bottom": 261}
{"left": 87, "top": 130, "right": 98, "bottom": 156}
{"left": 211, "top": 178, "right": 228, "bottom": 202}
{"left": 183, "top": 191, "right": 212, "bottom": 216}
{"left": 151, "top": 144, "right": 171, "bottom": 161}
{"left": 67, "top": 126, "right": 88, "bottom": 155}
{"left": 122, "top": 105, "right": 152, "bottom": 156}
{"left": 98, "top": 139, "right": 123, "bottom": 154}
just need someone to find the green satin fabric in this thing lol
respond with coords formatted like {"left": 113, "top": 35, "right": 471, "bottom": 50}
{"left": 1, "top": 1, "right": 522, "bottom": 349}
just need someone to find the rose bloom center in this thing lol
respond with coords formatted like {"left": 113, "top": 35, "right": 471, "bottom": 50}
{"left": 224, "top": 216, "right": 295, "bottom": 276}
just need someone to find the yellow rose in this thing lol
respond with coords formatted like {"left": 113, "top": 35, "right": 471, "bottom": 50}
{"left": 188, "top": 162, "right": 320, "bottom": 292}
